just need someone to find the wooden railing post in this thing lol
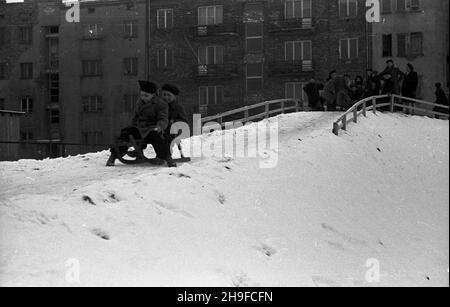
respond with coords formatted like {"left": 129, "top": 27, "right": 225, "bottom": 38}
{"left": 295, "top": 99, "right": 299, "bottom": 112}
{"left": 372, "top": 97, "right": 377, "bottom": 114}
{"left": 362, "top": 100, "right": 367, "bottom": 117}
{"left": 342, "top": 115, "right": 347, "bottom": 131}
{"left": 390, "top": 95, "right": 395, "bottom": 113}
{"left": 244, "top": 107, "right": 249, "bottom": 122}
{"left": 353, "top": 108, "right": 358, "bottom": 123}
{"left": 265, "top": 103, "right": 269, "bottom": 119}
{"left": 333, "top": 122, "right": 339, "bottom": 136}
{"left": 281, "top": 100, "right": 285, "bottom": 114}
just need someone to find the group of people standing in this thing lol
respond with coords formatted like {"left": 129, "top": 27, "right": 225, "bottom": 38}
{"left": 106, "top": 81, "right": 188, "bottom": 168}
{"left": 303, "top": 59, "right": 449, "bottom": 114}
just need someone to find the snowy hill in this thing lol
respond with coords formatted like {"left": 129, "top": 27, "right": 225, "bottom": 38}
{"left": 0, "top": 112, "right": 448, "bottom": 287}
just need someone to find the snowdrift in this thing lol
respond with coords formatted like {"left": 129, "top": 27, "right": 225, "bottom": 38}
{"left": 0, "top": 112, "right": 448, "bottom": 287}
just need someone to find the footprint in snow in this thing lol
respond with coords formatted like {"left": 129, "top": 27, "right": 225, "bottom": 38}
{"left": 92, "top": 228, "right": 110, "bottom": 240}
{"left": 153, "top": 200, "right": 193, "bottom": 218}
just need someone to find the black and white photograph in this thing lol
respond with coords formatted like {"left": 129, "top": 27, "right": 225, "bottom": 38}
{"left": 0, "top": 0, "right": 448, "bottom": 290}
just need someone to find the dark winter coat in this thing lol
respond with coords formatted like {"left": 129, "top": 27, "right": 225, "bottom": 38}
{"left": 168, "top": 100, "right": 188, "bottom": 125}
{"left": 322, "top": 78, "right": 336, "bottom": 105}
{"left": 379, "top": 66, "right": 403, "bottom": 94}
{"left": 433, "top": 88, "right": 449, "bottom": 115}
{"left": 335, "top": 76, "right": 352, "bottom": 109}
{"left": 401, "top": 71, "right": 419, "bottom": 98}
{"left": 303, "top": 82, "right": 323, "bottom": 109}
{"left": 166, "top": 100, "right": 188, "bottom": 137}
{"left": 381, "top": 78, "right": 395, "bottom": 95}
{"left": 131, "top": 96, "right": 169, "bottom": 138}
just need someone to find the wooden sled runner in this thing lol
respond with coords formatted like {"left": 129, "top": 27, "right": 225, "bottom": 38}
{"left": 113, "top": 135, "right": 191, "bottom": 165}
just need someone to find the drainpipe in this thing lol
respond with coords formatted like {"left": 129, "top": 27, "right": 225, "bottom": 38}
{"left": 145, "top": 0, "right": 150, "bottom": 80}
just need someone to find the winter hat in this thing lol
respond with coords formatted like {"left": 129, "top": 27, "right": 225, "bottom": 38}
{"left": 138, "top": 80, "right": 158, "bottom": 94}
{"left": 161, "top": 84, "right": 180, "bottom": 96}
{"left": 386, "top": 59, "right": 394, "bottom": 64}
{"left": 407, "top": 63, "right": 414, "bottom": 71}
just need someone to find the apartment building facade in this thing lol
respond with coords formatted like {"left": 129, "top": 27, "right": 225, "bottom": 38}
{"left": 372, "top": 0, "right": 449, "bottom": 101}
{"left": 1, "top": 0, "right": 370, "bottom": 157}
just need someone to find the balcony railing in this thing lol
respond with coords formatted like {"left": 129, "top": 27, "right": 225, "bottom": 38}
{"left": 193, "top": 23, "right": 240, "bottom": 37}
{"left": 269, "top": 60, "right": 313, "bottom": 76}
{"left": 269, "top": 18, "right": 314, "bottom": 32}
{"left": 194, "top": 64, "right": 239, "bottom": 78}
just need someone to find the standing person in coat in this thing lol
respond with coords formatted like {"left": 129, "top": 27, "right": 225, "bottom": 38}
{"left": 401, "top": 63, "right": 419, "bottom": 114}
{"left": 335, "top": 74, "right": 352, "bottom": 111}
{"left": 379, "top": 60, "right": 404, "bottom": 95}
{"left": 322, "top": 71, "right": 338, "bottom": 111}
{"left": 160, "top": 84, "right": 189, "bottom": 156}
{"left": 401, "top": 63, "right": 418, "bottom": 98}
{"left": 433, "top": 83, "right": 449, "bottom": 118}
{"left": 303, "top": 78, "right": 324, "bottom": 111}
{"left": 350, "top": 75, "right": 365, "bottom": 103}
{"left": 106, "top": 80, "right": 176, "bottom": 167}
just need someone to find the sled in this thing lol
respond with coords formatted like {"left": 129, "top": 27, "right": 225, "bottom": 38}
{"left": 113, "top": 135, "right": 191, "bottom": 165}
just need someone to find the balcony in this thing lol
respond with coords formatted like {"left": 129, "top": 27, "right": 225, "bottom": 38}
{"left": 193, "top": 64, "right": 239, "bottom": 79}
{"left": 269, "top": 18, "right": 314, "bottom": 33}
{"left": 268, "top": 60, "right": 314, "bottom": 77}
{"left": 192, "top": 23, "right": 240, "bottom": 38}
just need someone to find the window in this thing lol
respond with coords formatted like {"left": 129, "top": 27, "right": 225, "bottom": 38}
{"left": 82, "top": 96, "right": 103, "bottom": 113}
{"left": 246, "top": 63, "right": 263, "bottom": 94}
{"left": 285, "top": 82, "right": 307, "bottom": 102}
{"left": 49, "top": 74, "right": 59, "bottom": 104}
{"left": 20, "top": 131, "right": 34, "bottom": 141}
{"left": 124, "top": 21, "right": 138, "bottom": 38}
{"left": 0, "top": 62, "right": 7, "bottom": 79}
{"left": 285, "top": 0, "right": 312, "bottom": 19}
{"left": 382, "top": 34, "right": 393, "bottom": 57}
{"left": 339, "top": 38, "right": 358, "bottom": 60}
{"left": 244, "top": 3, "right": 264, "bottom": 23}
{"left": 156, "top": 48, "right": 174, "bottom": 68}
{"left": 124, "top": 57, "right": 138, "bottom": 76}
{"left": 246, "top": 23, "right": 263, "bottom": 53}
{"left": 82, "top": 131, "right": 103, "bottom": 145}
{"left": 83, "top": 23, "right": 102, "bottom": 39}
{"left": 198, "top": 6, "right": 223, "bottom": 25}
{"left": 21, "top": 97, "right": 33, "bottom": 113}
{"left": 82, "top": 60, "right": 102, "bottom": 76}
{"left": 198, "top": 46, "right": 223, "bottom": 65}
{"left": 381, "top": 0, "right": 392, "bottom": 13}
{"left": 199, "top": 86, "right": 224, "bottom": 115}
{"left": 398, "top": 32, "right": 423, "bottom": 57}
{"left": 339, "top": 0, "right": 358, "bottom": 18}
{"left": 124, "top": 94, "right": 138, "bottom": 112}
{"left": 0, "top": 27, "right": 5, "bottom": 46}
{"left": 20, "top": 63, "right": 33, "bottom": 79}
{"left": 19, "top": 26, "right": 32, "bottom": 44}
{"left": 51, "top": 109, "right": 60, "bottom": 124}
{"left": 397, "top": 0, "right": 421, "bottom": 12}
{"left": 410, "top": 32, "right": 423, "bottom": 55}
{"left": 285, "top": 40, "right": 312, "bottom": 61}
{"left": 157, "top": 9, "right": 174, "bottom": 29}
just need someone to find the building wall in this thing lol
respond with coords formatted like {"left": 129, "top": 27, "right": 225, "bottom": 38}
{"left": 372, "top": 0, "right": 449, "bottom": 102}
{"left": 0, "top": 111, "right": 22, "bottom": 161}
{"left": 2, "top": 0, "right": 370, "bottom": 157}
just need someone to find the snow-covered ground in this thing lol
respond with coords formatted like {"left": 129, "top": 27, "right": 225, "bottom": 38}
{"left": 0, "top": 112, "right": 448, "bottom": 287}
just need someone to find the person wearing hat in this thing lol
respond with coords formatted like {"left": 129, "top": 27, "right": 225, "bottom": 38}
{"left": 160, "top": 84, "right": 189, "bottom": 157}
{"left": 106, "top": 80, "right": 176, "bottom": 167}
{"left": 379, "top": 59, "right": 404, "bottom": 95}
{"left": 401, "top": 63, "right": 418, "bottom": 99}
{"left": 433, "top": 83, "right": 449, "bottom": 118}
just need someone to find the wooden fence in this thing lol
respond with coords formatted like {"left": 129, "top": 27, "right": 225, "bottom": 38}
{"left": 332, "top": 95, "right": 449, "bottom": 136}
{"left": 201, "top": 98, "right": 303, "bottom": 126}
